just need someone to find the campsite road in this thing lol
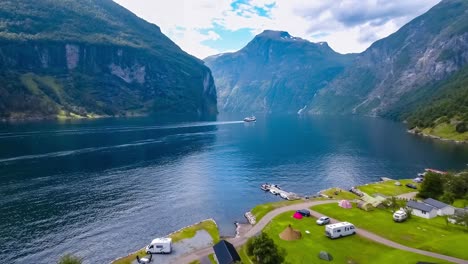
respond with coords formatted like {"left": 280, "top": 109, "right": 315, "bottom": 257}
{"left": 173, "top": 199, "right": 468, "bottom": 264}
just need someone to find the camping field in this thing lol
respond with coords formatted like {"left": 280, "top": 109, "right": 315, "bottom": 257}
{"left": 357, "top": 179, "right": 419, "bottom": 196}
{"left": 261, "top": 211, "right": 450, "bottom": 264}
{"left": 311, "top": 203, "right": 468, "bottom": 260}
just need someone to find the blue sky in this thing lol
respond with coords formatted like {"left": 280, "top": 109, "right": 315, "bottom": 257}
{"left": 114, "top": 0, "right": 440, "bottom": 59}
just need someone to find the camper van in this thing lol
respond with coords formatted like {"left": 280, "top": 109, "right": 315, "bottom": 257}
{"left": 393, "top": 210, "right": 408, "bottom": 222}
{"left": 325, "top": 222, "right": 356, "bottom": 239}
{"left": 146, "top": 237, "right": 172, "bottom": 254}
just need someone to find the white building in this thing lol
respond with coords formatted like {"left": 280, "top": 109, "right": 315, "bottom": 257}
{"left": 423, "top": 198, "right": 455, "bottom": 216}
{"left": 406, "top": 200, "right": 438, "bottom": 219}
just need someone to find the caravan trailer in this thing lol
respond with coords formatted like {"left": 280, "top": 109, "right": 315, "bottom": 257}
{"left": 146, "top": 237, "right": 172, "bottom": 254}
{"left": 325, "top": 222, "right": 356, "bottom": 239}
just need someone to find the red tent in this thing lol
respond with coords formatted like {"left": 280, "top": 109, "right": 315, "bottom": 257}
{"left": 293, "top": 212, "right": 303, "bottom": 219}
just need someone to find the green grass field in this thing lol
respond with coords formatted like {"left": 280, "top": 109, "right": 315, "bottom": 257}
{"left": 170, "top": 219, "right": 219, "bottom": 243}
{"left": 250, "top": 199, "right": 305, "bottom": 222}
{"left": 312, "top": 203, "right": 468, "bottom": 259}
{"left": 260, "top": 211, "right": 450, "bottom": 264}
{"left": 112, "top": 220, "right": 219, "bottom": 264}
{"left": 453, "top": 199, "right": 468, "bottom": 208}
{"left": 357, "top": 179, "right": 419, "bottom": 196}
{"left": 321, "top": 187, "right": 358, "bottom": 200}
{"left": 423, "top": 123, "right": 468, "bottom": 141}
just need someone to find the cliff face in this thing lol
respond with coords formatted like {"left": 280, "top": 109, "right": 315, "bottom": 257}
{"left": 0, "top": 0, "right": 217, "bottom": 119}
{"left": 309, "top": 0, "right": 468, "bottom": 117}
{"left": 205, "top": 30, "right": 356, "bottom": 113}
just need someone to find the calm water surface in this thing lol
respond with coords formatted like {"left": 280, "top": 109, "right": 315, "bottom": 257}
{"left": 1, "top": 114, "right": 467, "bottom": 263}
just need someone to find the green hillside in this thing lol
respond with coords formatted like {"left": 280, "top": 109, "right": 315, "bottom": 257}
{"left": 0, "top": 0, "right": 217, "bottom": 120}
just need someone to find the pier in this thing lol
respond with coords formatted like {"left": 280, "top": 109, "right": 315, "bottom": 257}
{"left": 260, "top": 183, "right": 301, "bottom": 200}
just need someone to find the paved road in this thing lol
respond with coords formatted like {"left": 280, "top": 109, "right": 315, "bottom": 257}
{"left": 174, "top": 199, "right": 468, "bottom": 264}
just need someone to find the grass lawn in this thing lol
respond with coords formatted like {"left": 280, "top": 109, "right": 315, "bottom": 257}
{"left": 208, "top": 253, "right": 217, "bottom": 264}
{"left": 357, "top": 179, "right": 419, "bottom": 196}
{"left": 251, "top": 199, "right": 305, "bottom": 222}
{"left": 112, "top": 220, "right": 219, "bottom": 264}
{"left": 321, "top": 187, "right": 358, "bottom": 200}
{"left": 312, "top": 203, "right": 468, "bottom": 259}
{"left": 423, "top": 123, "right": 468, "bottom": 141}
{"left": 453, "top": 199, "right": 468, "bottom": 208}
{"left": 262, "top": 211, "right": 450, "bottom": 264}
{"left": 238, "top": 245, "right": 254, "bottom": 264}
{"left": 170, "top": 219, "right": 219, "bottom": 243}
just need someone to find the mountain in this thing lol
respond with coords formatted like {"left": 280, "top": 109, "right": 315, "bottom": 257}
{"left": 0, "top": 0, "right": 217, "bottom": 120}
{"left": 406, "top": 66, "right": 468, "bottom": 141}
{"left": 204, "top": 30, "right": 356, "bottom": 113}
{"left": 309, "top": 0, "right": 468, "bottom": 117}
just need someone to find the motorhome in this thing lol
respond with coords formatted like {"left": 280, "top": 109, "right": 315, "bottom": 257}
{"left": 325, "top": 222, "right": 356, "bottom": 239}
{"left": 393, "top": 209, "right": 408, "bottom": 222}
{"left": 146, "top": 237, "right": 172, "bottom": 254}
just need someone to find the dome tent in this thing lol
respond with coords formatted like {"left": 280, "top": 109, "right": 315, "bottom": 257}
{"left": 318, "top": 251, "right": 333, "bottom": 261}
{"left": 279, "top": 224, "right": 302, "bottom": 241}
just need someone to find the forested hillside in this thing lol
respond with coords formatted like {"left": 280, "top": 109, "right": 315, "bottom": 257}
{"left": 0, "top": 0, "right": 217, "bottom": 120}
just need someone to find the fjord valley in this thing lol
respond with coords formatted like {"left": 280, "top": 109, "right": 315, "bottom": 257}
{"left": 0, "top": 0, "right": 217, "bottom": 120}
{"left": 206, "top": 0, "right": 468, "bottom": 141}
{"left": 1, "top": 0, "right": 468, "bottom": 264}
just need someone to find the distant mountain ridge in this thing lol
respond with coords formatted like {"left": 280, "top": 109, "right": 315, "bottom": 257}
{"left": 204, "top": 30, "right": 356, "bottom": 113}
{"left": 206, "top": 0, "right": 468, "bottom": 131}
{"left": 0, "top": 0, "right": 217, "bottom": 120}
{"left": 309, "top": 0, "right": 468, "bottom": 118}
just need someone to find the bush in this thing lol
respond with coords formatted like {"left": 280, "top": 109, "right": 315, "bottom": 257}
{"left": 456, "top": 122, "right": 467, "bottom": 133}
{"left": 58, "top": 254, "right": 82, "bottom": 264}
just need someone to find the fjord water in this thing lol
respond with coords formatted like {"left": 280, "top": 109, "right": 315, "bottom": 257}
{"left": 1, "top": 115, "right": 467, "bottom": 263}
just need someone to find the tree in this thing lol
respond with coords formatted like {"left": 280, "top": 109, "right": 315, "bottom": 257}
{"left": 418, "top": 172, "right": 445, "bottom": 199}
{"left": 58, "top": 254, "right": 82, "bottom": 264}
{"left": 246, "top": 233, "right": 285, "bottom": 264}
{"left": 440, "top": 191, "right": 456, "bottom": 204}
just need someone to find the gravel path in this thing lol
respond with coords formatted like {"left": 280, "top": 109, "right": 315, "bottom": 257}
{"left": 174, "top": 199, "right": 468, "bottom": 264}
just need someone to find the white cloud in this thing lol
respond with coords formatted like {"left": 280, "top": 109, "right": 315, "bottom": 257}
{"left": 113, "top": 0, "right": 441, "bottom": 58}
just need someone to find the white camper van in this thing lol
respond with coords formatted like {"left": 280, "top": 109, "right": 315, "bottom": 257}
{"left": 325, "top": 222, "right": 356, "bottom": 239}
{"left": 146, "top": 237, "right": 172, "bottom": 254}
{"left": 393, "top": 209, "right": 408, "bottom": 222}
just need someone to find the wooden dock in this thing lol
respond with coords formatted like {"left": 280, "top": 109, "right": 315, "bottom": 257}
{"left": 260, "top": 183, "right": 301, "bottom": 200}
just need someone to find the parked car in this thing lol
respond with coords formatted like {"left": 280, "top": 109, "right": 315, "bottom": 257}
{"left": 405, "top": 183, "right": 417, "bottom": 189}
{"left": 296, "top": 209, "right": 311, "bottom": 217}
{"left": 316, "top": 216, "right": 330, "bottom": 225}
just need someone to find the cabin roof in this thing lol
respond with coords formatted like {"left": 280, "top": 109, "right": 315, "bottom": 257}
{"left": 213, "top": 240, "right": 241, "bottom": 264}
{"left": 423, "top": 198, "right": 450, "bottom": 209}
{"left": 407, "top": 201, "right": 436, "bottom": 212}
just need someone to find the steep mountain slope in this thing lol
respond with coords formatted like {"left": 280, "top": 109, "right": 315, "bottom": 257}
{"left": 405, "top": 66, "right": 468, "bottom": 141}
{"left": 0, "top": 0, "right": 217, "bottom": 120}
{"left": 205, "top": 30, "right": 356, "bottom": 113}
{"left": 309, "top": 0, "right": 468, "bottom": 117}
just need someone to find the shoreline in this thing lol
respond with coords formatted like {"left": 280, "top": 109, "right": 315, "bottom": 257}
{"left": 111, "top": 218, "right": 218, "bottom": 264}
{"left": 407, "top": 128, "right": 467, "bottom": 144}
{"left": 115, "top": 177, "right": 419, "bottom": 263}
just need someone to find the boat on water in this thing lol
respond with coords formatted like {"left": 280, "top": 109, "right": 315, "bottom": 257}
{"left": 244, "top": 116, "right": 256, "bottom": 122}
